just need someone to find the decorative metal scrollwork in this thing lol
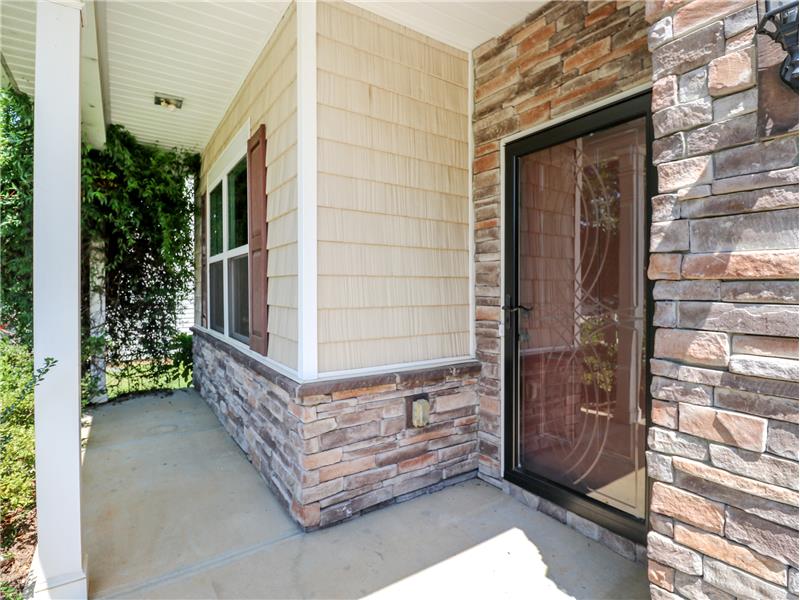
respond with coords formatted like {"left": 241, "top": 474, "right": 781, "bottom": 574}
{"left": 758, "top": 0, "right": 799, "bottom": 91}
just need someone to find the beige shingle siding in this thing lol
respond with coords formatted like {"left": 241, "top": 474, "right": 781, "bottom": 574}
{"left": 201, "top": 4, "right": 298, "bottom": 369}
{"left": 316, "top": 1, "right": 470, "bottom": 372}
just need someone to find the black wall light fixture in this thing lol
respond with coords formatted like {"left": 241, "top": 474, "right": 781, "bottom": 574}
{"left": 758, "top": 0, "right": 799, "bottom": 91}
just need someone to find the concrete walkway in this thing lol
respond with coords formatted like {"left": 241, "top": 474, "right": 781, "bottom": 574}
{"left": 82, "top": 389, "right": 648, "bottom": 599}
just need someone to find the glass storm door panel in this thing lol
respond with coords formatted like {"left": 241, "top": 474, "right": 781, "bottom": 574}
{"left": 511, "top": 113, "right": 648, "bottom": 523}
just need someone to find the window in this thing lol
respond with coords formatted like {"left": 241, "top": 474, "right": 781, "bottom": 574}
{"left": 207, "top": 156, "right": 249, "bottom": 343}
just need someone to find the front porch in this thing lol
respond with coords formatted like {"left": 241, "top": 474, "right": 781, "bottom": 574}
{"left": 79, "top": 389, "right": 648, "bottom": 599}
{"left": 6, "top": 0, "right": 797, "bottom": 597}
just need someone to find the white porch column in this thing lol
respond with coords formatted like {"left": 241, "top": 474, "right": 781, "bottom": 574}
{"left": 32, "top": 0, "right": 87, "bottom": 598}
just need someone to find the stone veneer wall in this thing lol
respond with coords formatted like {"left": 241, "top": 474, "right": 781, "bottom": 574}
{"left": 470, "top": 0, "right": 651, "bottom": 486}
{"left": 193, "top": 329, "right": 481, "bottom": 529}
{"left": 644, "top": 1, "right": 799, "bottom": 599}
{"left": 472, "top": 0, "right": 799, "bottom": 597}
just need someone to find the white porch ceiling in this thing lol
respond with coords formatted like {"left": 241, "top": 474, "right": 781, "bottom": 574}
{"left": 97, "top": 0, "right": 291, "bottom": 151}
{"left": 2, "top": 1, "right": 539, "bottom": 152}
{"left": 353, "top": 1, "right": 543, "bottom": 52}
{"left": 1, "top": 2, "right": 36, "bottom": 95}
{"left": 2, "top": 0, "right": 290, "bottom": 152}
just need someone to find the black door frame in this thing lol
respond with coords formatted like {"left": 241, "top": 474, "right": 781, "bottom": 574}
{"left": 502, "top": 91, "right": 656, "bottom": 545}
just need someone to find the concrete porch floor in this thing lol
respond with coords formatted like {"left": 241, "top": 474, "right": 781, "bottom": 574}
{"left": 81, "top": 389, "right": 648, "bottom": 599}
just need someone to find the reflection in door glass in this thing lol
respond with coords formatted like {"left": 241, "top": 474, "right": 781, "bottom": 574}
{"left": 517, "top": 118, "right": 647, "bottom": 519}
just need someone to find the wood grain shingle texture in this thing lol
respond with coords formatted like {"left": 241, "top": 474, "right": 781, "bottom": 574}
{"left": 200, "top": 4, "right": 299, "bottom": 369}
{"left": 316, "top": 1, "right": 471, "bottom": 373}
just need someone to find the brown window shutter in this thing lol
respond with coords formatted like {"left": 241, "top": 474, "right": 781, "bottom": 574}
{"left": 247, "top": 124, "right": 269, "bottom": 355}
{"left": 200, "top": 191, "right": 208, "bottom": 328}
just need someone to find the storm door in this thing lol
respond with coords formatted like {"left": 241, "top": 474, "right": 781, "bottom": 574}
{"left": 503, "top": 93, "right": 653, "bottom": 542}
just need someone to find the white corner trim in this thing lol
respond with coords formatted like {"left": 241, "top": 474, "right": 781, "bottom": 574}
{"left": 296, "top": 0, "right": 318, "bottom": 380}
{"left": 467, "top": 51, "right": 476, "bottom": 359}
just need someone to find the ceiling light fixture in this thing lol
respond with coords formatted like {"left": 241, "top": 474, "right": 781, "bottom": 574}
{"left": 154, "top": 94, "right": 184, "bottom": 111}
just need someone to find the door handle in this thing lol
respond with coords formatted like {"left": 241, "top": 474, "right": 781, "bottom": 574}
{"left": 502, "top": 304, "right": 532, "bottom": 313}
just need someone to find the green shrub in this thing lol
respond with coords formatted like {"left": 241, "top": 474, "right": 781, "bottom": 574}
{"left": 170, "top": 332, "right": 193, "bottom": 383}
{"left": 0, "top": 336, "right": 34, "bottom": 428}
{"left": 0, "top": 423, "right": 35, "bottom": 515}
{"left": 0, "top": 337, "right": 49, "bottom": 517}
{"left": 0, "top": 582, "right": 24, "bottom": 600}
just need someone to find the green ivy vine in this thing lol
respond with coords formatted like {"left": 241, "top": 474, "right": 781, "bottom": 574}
{"left": 82, "top": 124, "right": 199, "bottom": 395}
{"left": 1, "top": 86, "right": 200, "bottom": 398}
{"left": 0, "top": 88, "right": 34, "bottom": 344}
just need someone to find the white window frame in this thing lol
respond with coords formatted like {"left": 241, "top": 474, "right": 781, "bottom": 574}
{"left": 206, "top": 122, "right": 251, "bottom": 344}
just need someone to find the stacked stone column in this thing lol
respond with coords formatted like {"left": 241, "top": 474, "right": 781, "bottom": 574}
{"left": 645, "top": 1, "right": 799, "bottom": 598}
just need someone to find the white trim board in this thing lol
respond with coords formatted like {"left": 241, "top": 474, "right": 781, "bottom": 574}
{"left": 32, "top": 1, "right": 87, "bottom": 597}
{"left": 296, "top": 0, "right": 318, "bottom": 380}
{"left": 205, "top": 121, "right": 250, "bottom": 343}
{"left": 196, "top": 325, "right": 302, "bottom": 382}
{"left": 196, "top": 325, "right": 476, "bottom": 385}
{"left": 317, "top": 355, "right": 477, "bottom": 382}
{"left": 467, "top": 50, "right": 476, "bottom": 358}
{"left": 207, "top": 122, "right": 250, "bottom": 191}
{"left": 80, "top": 0, "right": 106, "bottom": 149}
